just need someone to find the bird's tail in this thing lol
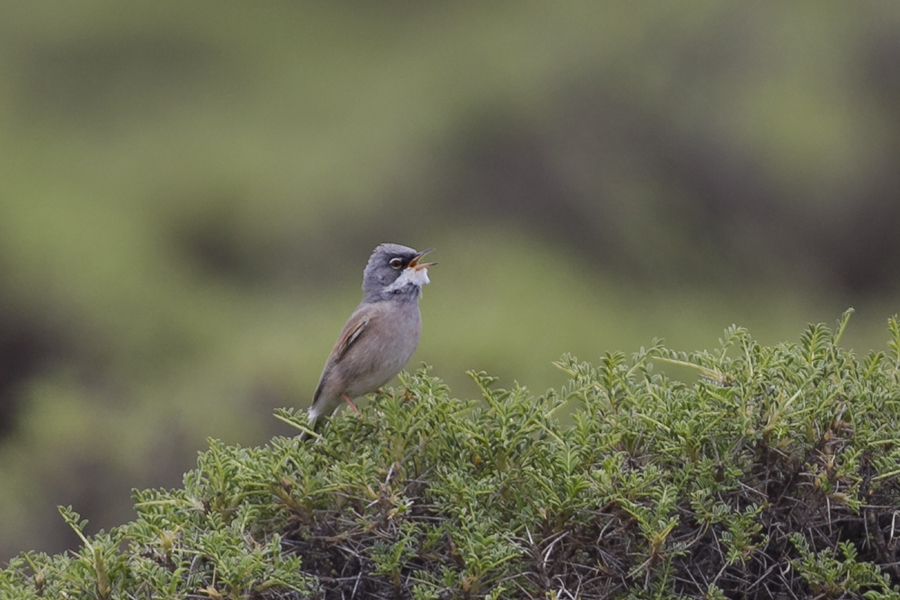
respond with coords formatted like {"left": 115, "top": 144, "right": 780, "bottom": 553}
{"left": 298, "top": 408, "right": 324, "bottom": 441}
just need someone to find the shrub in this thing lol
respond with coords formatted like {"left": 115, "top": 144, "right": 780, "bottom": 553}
{"left": 3, "top": 310, "right": 900, "bottom": 599}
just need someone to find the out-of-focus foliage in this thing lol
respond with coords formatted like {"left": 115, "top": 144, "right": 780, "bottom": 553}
{"left": 1, "top": 0, "right": 899, "bottom": 561}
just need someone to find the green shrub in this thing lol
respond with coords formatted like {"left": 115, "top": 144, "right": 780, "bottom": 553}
{"left": 3, "top": 310, "right": 900, "bottom": 599}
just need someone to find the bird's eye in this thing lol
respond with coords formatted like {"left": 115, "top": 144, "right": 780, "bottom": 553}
{"left": 389, "top": 258, "right": 403, "bottom": 269}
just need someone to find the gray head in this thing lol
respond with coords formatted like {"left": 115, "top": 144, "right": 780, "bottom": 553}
{"left": 362, "top": 243, "right": 435, "bottom": 303}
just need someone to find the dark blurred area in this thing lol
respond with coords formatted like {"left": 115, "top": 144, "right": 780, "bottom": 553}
{"left": 1, "top": 1, "right": 899, "bottom": 562}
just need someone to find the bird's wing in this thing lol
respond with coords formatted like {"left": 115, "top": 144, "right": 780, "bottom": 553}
{"left": 310, "top": 307, "right": 375, "bottom": 409}
{"left": 333, "top": 313, "right": 370, "bottom": 363}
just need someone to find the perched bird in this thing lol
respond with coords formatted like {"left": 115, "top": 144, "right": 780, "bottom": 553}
{"left": 303, "top": 243, "right": 435, "bottom": 437}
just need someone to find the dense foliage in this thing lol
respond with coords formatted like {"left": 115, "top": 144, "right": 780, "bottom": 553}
{"left": 3, "top": 312, "right": 900, "bottom": 599}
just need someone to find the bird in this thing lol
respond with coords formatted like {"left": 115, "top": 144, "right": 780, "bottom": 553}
{"left": 303, "top": 243, "right": 435, "bottom": 438}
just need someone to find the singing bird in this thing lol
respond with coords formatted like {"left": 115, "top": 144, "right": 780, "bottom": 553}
{"left": 303, "top": 243, "right": 435, "bottom": 437}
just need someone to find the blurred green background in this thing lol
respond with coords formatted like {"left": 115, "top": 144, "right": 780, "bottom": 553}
{"left": 2, "top": 0, "right": 900, "bottom": 562}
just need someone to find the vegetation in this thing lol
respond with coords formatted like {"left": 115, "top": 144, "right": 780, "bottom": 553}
{"left": 4, "top": 1, "right": 900, "bottom": 561}
{"left": 2, "top": 311, "right": 900, "bottom": 599}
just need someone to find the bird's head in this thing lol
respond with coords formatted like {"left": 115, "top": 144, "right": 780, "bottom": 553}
{"left": 362, "top": 243, "right": 435, "bottom": 302}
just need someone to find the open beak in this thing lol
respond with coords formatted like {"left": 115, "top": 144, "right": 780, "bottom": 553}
{"left": 408, "top": 248, "right": 437, "bottom": 271}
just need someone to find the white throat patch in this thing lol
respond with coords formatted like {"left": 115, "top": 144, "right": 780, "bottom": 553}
{"left": 384, "top": 267, "right": 430, "bottom": 295}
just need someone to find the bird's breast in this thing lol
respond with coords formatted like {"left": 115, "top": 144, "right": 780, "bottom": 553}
{"left": 342, "top": 300, "right": 422, "bottom": 398}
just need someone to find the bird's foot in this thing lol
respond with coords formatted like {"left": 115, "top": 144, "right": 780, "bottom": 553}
{"left": 342, "top": 393, "right": 361, "bottom": 414}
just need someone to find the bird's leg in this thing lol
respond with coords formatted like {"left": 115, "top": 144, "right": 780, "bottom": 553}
{"left": 342, "top": 393, "right": 361, "bottom": 414}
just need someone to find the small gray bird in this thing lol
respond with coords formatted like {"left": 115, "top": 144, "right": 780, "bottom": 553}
{"left": 304, "top": 243, "right": 435, "bottom": 437}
